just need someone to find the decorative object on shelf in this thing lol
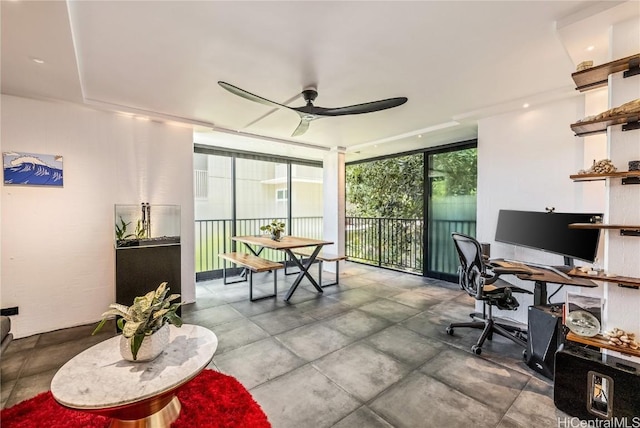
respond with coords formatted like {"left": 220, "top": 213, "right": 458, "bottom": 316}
{"left": 629, "top": 160, "right": 640, "bottom": 171}
{"left": 572, "top": 53, "right": 640, "bottom": 92}
{"left": 566, "top": 310, "right": 600, "bottom": 337}
{"left": 603, "top": 328, "right": 639, "bottom": 350}
{"left": 575, "top": 98, "right": 640, "bottom": 124}
{"left": 577, "top": 159, "right": 617, "bottom": 175}
{"left": 576, "top": 60, "right": 593, "bottom": 71}
{"left": 93, "top": 282, "right": 182, "bottom": 361}
{"left": 260, "top": 219, "right": 286, "bottom": 241}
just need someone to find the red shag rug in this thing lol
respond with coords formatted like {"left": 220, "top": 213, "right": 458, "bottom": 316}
{"left": 1, "top": 369, "right": 270, "bottom": 428}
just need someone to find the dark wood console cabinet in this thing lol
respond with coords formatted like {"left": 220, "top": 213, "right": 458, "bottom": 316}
{"left": 115, "top": 244, "right": 181, "bottom": 314}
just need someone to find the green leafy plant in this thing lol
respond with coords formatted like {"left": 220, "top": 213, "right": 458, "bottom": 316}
{"left": 115, "top": 216, "right": 134, "bottom": 240}
{"left": 92, "top": 282, "right": 182, "bottom": 360}
{"left": 116, "top": 217, "right": 147, "bottom": 241}
{"left": 115, "top": 217, "right": 147, "bottom": 241}
{"left": 133, "top": 219, "right": 147, "bottom": 239}
{"left": 260, "top": 219, "right": 285, "bottom": 240}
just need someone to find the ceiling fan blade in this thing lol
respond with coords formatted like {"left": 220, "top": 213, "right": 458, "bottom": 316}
{"left": 291, "top": 118, "right": 311, "bottom": 137}
{"left": 218, "top": 81, "right": 289, "bottom": 110}
{"left": 308, "top": 97, "right": 408, "bottom": 117}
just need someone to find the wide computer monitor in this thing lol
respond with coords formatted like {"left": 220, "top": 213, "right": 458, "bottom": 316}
{"left": 495, "top": 210, "right": 602, "bottom": 264}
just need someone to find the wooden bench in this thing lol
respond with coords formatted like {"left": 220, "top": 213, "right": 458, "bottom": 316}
{"left": 218, "top": 252, "right": 284, "bottom": 301}
{"left": 285, "top": 248, "right": 347, "bottom": 287}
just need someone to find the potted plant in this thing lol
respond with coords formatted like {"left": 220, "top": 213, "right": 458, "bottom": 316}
{"left": 260, "top": 219, "right": 285, "bottom": 241}
{"left": 93, "top": 282, "right": 182, "bottom": 361}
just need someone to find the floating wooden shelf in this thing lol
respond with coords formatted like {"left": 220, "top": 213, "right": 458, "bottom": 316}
{"left": 571, "top": 53, "right": 640, "bottom": 92}
{"left": 570, "top": 170, "right": 640, "bottom": 182}
{"left": 567, "top": 268, "right": 640, "bottom": 289}
{"left": 569, "top": 223, "right": 640, "bottom": 237}
{"left": 569, "top": 223, "right": 640, "bottom": 230}
{"left": 566, "top": 332, "right": 640, "bottom": 358}
{"left": 570, "top": 112, "right": 639, "bottom": 137}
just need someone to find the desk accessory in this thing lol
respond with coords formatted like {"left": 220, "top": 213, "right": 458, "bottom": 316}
{"left": 566, "top": 310, "right": 600, "bottom": 337}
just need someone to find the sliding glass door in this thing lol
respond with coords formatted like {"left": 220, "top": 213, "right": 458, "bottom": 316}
{"left": 344, "top": 142, "right": 476, "bottom": 280}
{"left": 193, "top": 148, "right": 323, "bottom": 280}
{"left": 426, "top": 146, "right": 477, "bottom": 281}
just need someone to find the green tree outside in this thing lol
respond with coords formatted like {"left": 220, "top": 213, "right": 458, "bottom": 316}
{"left": 345, "top": 148, "right": 477, "bottom": 273}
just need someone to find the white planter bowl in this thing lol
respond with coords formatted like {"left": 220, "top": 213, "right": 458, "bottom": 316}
{"left": 119, "top": 323, "right": 170, "bottom": 362}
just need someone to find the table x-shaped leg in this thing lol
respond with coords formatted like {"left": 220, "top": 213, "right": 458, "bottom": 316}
{"left": 284, "top": 246, "right": 323, "bottom": 301}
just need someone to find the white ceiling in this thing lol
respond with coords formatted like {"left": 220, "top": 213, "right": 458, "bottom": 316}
{"left": 2, "top": 1, "right": 638, "bottom": 162}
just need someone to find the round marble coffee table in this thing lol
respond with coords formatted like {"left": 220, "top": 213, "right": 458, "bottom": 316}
{"left": 51, "top": 324, "right": 218, "bottom": 428}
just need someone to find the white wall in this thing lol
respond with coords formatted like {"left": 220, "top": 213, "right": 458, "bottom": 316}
{"left": 477, "top": 95, "right": 607, "bottom": 323}
{"left": 1, "top": 95, "right": 195, "bottom": 338}
{"left": 602, "top": 17, "right": 640, "bottom": 359}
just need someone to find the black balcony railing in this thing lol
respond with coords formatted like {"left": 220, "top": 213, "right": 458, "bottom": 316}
{"left": 195, "top": 217, "right": 323, "bottom": 280}
{"left": 346, "top": 217, "right": 424, "bottom": 273}
{"left": 195, "top": 216, "right": 475, "bottom": 279}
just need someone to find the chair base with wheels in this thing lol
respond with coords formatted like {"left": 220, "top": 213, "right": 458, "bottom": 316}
{"left": 446, "top": 233, "right": 532, "bottom": 355}
{"left": 446, "top": 286, "right": 528, "bottom": 355}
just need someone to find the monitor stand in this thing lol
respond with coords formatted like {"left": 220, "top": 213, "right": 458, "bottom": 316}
{"left": 552, "top": 265, "right": 573, "bottom": 274}
{"left": 522, "top": 261, "right": 572, "bottom": 280}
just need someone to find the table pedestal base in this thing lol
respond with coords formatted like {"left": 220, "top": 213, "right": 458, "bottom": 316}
{"left": 110, "top": 395, "right": 181, "bottom": 428}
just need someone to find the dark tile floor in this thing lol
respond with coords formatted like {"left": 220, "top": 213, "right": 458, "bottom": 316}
{"left": 1, "top": 263, "right": 570, "bottom": 427}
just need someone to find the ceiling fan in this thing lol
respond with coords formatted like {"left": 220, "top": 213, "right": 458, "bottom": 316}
{"left": 218, "top": 81, "right": 408, "bottom": 137}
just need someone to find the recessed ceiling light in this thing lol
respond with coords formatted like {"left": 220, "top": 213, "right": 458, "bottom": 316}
{"left": 586, "top": 46, "right": 595, "bottom": 51}
{"left": 31, "top": 57, "right": 45, "bottom": 64}
{"left": 418, "top": 134, "right": 422, "bottom": 138}
{"left": 523, "top": 103, "right": 530, "bottom": 108}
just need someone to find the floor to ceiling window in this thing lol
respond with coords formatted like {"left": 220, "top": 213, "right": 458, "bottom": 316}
{"left": 345, "top": 141, "right": 477, "bottom": 280}
{"left": 346, "top": 153, "right": 424, "bottom": 273}
{"left": 291, "top": 164, "right": 323, "bottom": 239}
{"left": 194, "top": 147, "right": 323, "bottom": 280}
{"left": 426, "top": 145, "right": 477, "bottom": 281}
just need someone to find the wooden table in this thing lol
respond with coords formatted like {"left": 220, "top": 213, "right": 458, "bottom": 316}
{"left": 232, "top": 235, "right": 333, "bottom": 301}
{"left": 489, "top": 259, "right": 598, "bottom": 305}
{"left": 51, "top": 324, "right": 218, "bottom": 428}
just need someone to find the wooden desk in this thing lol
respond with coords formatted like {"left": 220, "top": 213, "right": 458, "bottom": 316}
{"left": 232, "top": 235, "right": 333, "bottom": 301}
{"left": 489, "top": 260, "right": 598, "bottom": 305}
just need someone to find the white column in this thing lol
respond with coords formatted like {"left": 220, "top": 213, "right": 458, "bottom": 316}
{"left": 323, "top": 147, "right": 346, "bottom": 273}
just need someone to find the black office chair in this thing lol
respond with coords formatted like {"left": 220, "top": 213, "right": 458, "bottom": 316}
{"left": 446, "top": 233, "right": 531, "bottom": 355}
